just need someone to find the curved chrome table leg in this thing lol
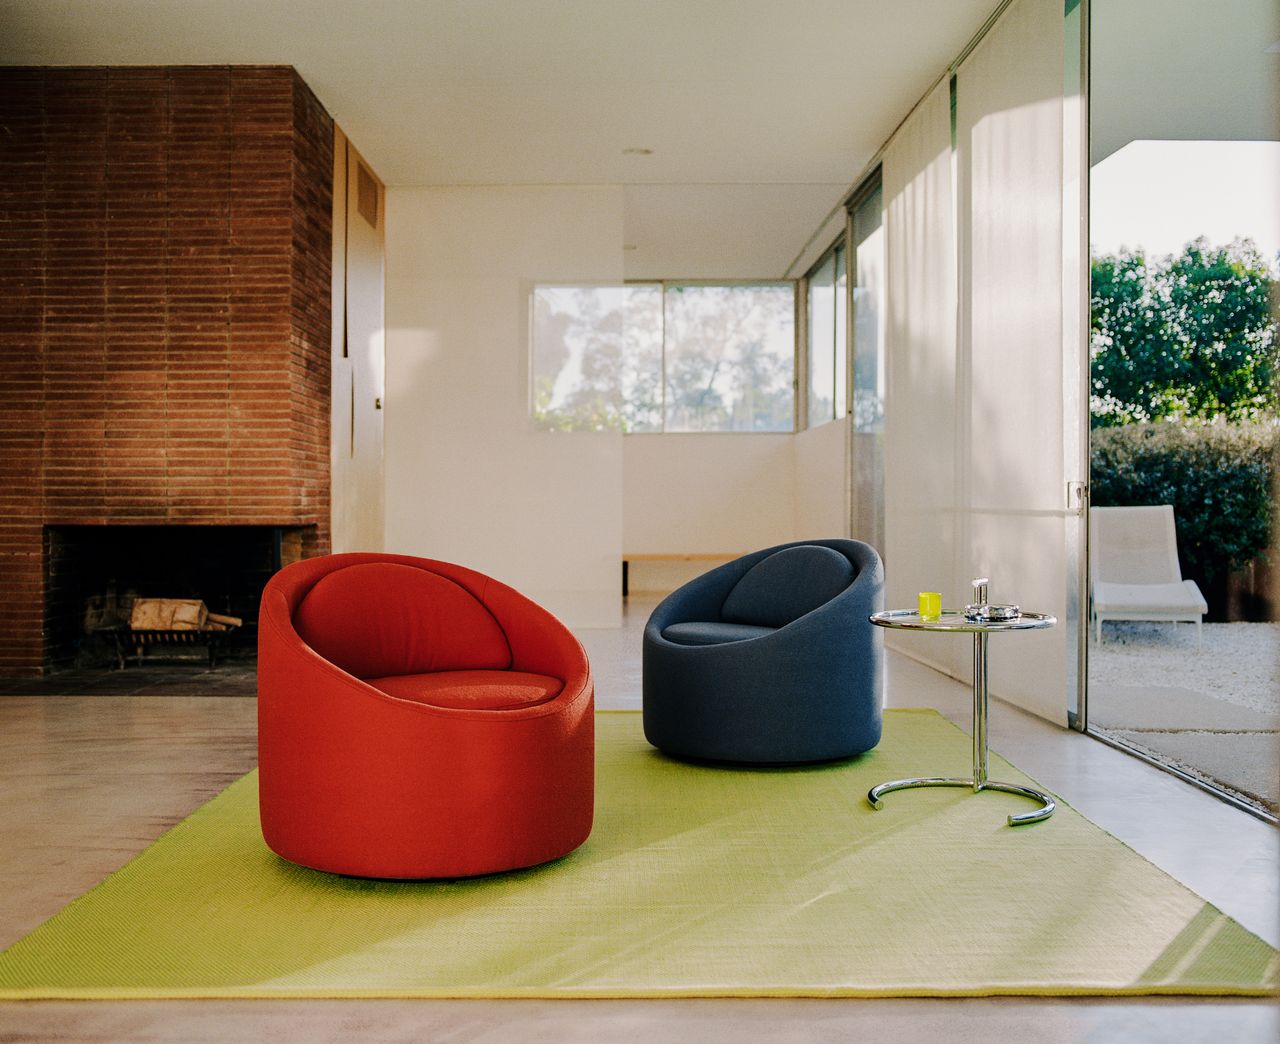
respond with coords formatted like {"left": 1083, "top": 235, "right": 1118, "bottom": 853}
{"left": 867, "top": 777, "right": 1056, "bottom": 827}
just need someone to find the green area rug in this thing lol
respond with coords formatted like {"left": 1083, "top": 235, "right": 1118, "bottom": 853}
{"left": 0, "top": 710, "right": 1275, "bottom": 998}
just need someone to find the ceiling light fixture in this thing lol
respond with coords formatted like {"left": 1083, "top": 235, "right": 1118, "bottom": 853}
{"left": 622, "top": 147, "right": 654, "bottom": 155}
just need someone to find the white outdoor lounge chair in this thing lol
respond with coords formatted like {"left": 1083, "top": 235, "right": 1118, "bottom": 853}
{"left": 1089, "top": 505, "right": 1208, "bottom": 646}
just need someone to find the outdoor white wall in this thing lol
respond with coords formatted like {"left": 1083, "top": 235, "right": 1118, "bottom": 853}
{"left": 793, "top": 418, "right": 849, "bottom": 540}
{"left": 622, "top": 434, "right": 794, "bottom": 591}
{"left": 384, "top": 185, "right": 625, "bottom": 626}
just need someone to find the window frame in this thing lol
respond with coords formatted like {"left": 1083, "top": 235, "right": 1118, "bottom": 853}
{"left": 847, "top": 173, "right": 885, "bottom": 435}
{"left": 803, "top": 236, "right": 851, "bottom": 429}
{"left": 530, "top": 279, "right": 799, "bottom": 435}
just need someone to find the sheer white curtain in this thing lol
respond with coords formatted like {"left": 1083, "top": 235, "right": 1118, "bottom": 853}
{"left": 883, "top": 0, "right": 1075, "bottom": 722}
{"left": 956, "top": 0, "right": 1069, "bottom": 723}
{"left": 882, "top": 78, "right": 963, "bottom": 677}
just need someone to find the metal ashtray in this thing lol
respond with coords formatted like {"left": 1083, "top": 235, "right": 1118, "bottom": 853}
{"left": 963, "top": 603, "right": 1021, "bottom": 622}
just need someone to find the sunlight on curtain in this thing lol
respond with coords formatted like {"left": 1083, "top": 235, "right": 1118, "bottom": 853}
{"left": 956, "top": 0, "right": 1069, "bottom": 723}
{"left": 883, "top": 77, "right": 961, "bottom": 677}
{"left": 883, "top": 0, "right": 1075, "bottom": 721}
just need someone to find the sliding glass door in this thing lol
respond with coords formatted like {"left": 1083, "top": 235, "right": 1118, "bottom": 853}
{"left": 849, "top": 181, "right": 884, "bottom": 554}
{"left": 1085, "top": 0, "right": 1279, "bottom": 818}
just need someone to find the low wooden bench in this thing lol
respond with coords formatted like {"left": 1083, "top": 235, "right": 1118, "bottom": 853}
{"left": 622, "top": 553, "right": 742, "bottom": 596}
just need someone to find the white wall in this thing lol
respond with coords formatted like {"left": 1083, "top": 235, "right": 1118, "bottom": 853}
{"left": 793, "top": 418, "right": 849, "bottom": 540}
{"left": 384, "top": 186, "right": 625, "bottom": 626}
{"left": 622, "top": 434, "right": 795, "bottom": 591}
{"left": 384, "top": 188, "right": 857, "bottom": 608}
{"left": 622, "top": 424, "right": 857, "bottom": 592}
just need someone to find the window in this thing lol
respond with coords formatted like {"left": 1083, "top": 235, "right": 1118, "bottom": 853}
{"left": 663, "top": 284, "right": 795, "bottom": 432}
{"left": 848, "top": 176, "right": 885, "bottom": 555}
{"left": 531, "top": 283, "right": 795, "bottom": 433}
{"left": 530, "top": 286, "right": 662, "bottom": 433}
{"left": 806, "top": 241, "right": 848, "bottom": 426}
{"left": 807, "top": 251, "right": 835, "bottom": 422}
{"left": 851, "top": 184, "right": 884, "bottom": 433}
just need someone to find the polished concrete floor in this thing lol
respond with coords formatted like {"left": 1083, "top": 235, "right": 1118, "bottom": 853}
{"left": 0, "top": 594, "right": 1276, "bottom": 1042}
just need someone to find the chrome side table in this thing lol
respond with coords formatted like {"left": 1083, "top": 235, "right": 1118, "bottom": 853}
{"left": 868, "top": 579, "right": 1058, "bottom": 826}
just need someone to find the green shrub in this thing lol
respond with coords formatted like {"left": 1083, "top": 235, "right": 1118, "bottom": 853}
{"left": 1090, "top": 422, "right": 1279, "bottom": 581}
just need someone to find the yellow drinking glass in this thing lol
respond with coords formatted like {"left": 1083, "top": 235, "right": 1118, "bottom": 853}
{"left": 917, "top": 591, "right": 942, "bottom": 621}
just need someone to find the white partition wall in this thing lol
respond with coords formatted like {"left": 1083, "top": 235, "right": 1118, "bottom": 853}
{"left": 882, "top": 79, "right": 963, "bottom": 676}
{"left": 955, "top": 0, "right": 1071, "bottom": 723}
{"left": 793, "top": 419, "right": 850, "bottom": 541}
{"left": 384, "top": 186, "right": 626, "bottom": 627}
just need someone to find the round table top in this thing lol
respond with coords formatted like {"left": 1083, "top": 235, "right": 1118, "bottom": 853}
{"left": 869, "top": 608, "right": 1056, "bottom": 633}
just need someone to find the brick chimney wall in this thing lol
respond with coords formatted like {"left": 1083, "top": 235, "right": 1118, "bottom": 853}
{"left": 0, "top": 67, "right": 334, "bottom": 676}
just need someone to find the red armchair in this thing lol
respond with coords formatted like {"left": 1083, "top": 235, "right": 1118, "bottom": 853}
{"left": 257, "top": 553, "right": 594, "bottom": 878}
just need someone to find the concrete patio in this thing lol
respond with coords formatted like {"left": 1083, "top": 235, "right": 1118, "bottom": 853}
{"left": 1088, "top": 621, "right": 1280, "bottom": 813}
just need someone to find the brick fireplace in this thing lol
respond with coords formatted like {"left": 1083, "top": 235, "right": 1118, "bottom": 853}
{"left": 0, "top": 66, "right": 335, "bottom": 676}
{"left": 43, "top": 524, "right": 306, "bottom": 667}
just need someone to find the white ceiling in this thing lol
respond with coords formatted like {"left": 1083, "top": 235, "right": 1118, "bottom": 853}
{"left": 0, "top": 0, "right": 995, "bottom": 277}
{"left": 1090, "top": 0, "right": 1280, "bottom": 165}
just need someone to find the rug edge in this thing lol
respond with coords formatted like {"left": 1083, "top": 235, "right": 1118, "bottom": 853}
{"left": 1, "top": 983, "right": 1277, "bottom": 1001}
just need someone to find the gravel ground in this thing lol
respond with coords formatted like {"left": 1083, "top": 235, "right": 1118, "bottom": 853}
{"left": 1089, "top": 621, "right": 1280, "bottom": 715}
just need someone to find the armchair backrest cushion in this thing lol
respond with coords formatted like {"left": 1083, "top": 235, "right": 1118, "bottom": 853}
{"left": 720, "top": 545, "right": 855, "bottom": 628}
{"left": 293, "top": 562, "right": 511, "bottom": 678}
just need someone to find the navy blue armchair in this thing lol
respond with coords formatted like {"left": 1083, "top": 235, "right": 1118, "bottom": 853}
{"left": 642, "top": 539, "right": 884, "bottom": 764}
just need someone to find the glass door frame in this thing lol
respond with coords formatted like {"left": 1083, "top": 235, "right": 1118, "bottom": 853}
{"left": 1074, "top": 0, "right": 1276, "bottom": 824}
{"left": 1065, "top": 0, "right": 1090, "bottom": 733}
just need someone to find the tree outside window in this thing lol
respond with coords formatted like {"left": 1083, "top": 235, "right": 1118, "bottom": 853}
{"left": 531, "top": 283, "right": 794, "bottom": 433}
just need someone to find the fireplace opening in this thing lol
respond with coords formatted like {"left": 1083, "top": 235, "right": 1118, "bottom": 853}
{"left": 44, "top": 525, "right": 309, "bottom": 671}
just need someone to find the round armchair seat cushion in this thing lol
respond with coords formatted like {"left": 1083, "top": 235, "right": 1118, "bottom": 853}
{"left": 365, "top": 670, "right": 563, "bottom": 710}
{"left": 661, "top": 621, "right": 777, "bottom": 646}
